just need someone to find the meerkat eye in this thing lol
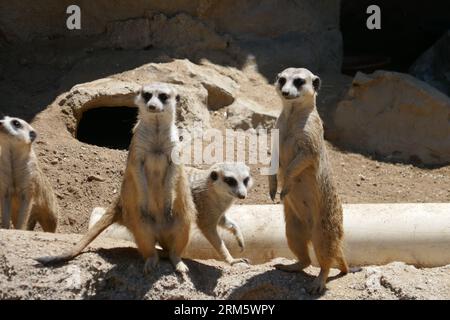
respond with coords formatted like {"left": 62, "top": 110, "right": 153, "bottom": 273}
{"left": 223, "top": 177, "right": 237, "bottom": 187}
{"left": 278, "top": 77, "right": 286, "bottom": 86}
{"left": 159, "top": 93, "right": 168, "bottom": 103}
{"left": 243, "top": 177, "right": 250, "bottom": 186}
{"left": 12, "top": 119, "right": 22, "bottom": 129}
{"left": 142, "top": 92, "right": 152, "bottom": 102}
{"left": 293, "top": 78, "right": 306, "bottom": 88}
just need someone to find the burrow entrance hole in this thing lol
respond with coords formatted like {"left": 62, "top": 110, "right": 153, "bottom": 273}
{"left": 76, "top": 107, "right": 138, "bottom": 150}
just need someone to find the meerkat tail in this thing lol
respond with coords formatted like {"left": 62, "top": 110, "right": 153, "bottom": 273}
{"left": 35, "top": 201, "right": 120, "bottom": 265}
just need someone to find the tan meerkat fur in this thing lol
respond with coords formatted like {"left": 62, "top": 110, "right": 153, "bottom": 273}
{"left": 186, "top": 162, "right": 252, "bottom": 265}
{"left": 0, "top": 116, "right": 58, "bottom": 232}
{"left": 269, "top": 68, "right": 348, "bottom": 294}
{"left": 37, "top": 83, "right": 196, "bottom": 274}
{"left": 88, "top": 162, "right": 252, "bottom": 264}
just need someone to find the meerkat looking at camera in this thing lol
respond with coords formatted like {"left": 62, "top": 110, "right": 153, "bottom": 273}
{"left": 0, "top": 116, "right": 58, "bottom": 232}
{"left": 186, "top": 162, "right": 252, "bottom": 265}
{"left": 37, "top": 83, "right": 196, "bottom": 274}
{"left": 269, "top": 68, "right": 348, "bottom": 294}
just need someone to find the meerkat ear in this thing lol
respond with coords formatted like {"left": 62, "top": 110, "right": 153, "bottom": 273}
{"left": 210, "top": 171, "right": 218, "bottom": 181}
{"left": 274, "top": 74, "right": 280, "bottom": 85}
{"left": 176, "top": 94, "right": 181, "bottom": 103}
{"left": 313, "top": 76, "right": 321, "bottom": 92}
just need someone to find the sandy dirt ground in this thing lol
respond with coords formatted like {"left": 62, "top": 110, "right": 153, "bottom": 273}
{"left": 1, "top": 230, "right": 449, "bottom": 300}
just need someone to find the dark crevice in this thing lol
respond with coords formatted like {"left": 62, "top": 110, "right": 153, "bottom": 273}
{"left": 76, "top": 106, "right": 138, "bottom": 150}
{"left": 341, "top": 0, "right": 450, "bottom": 75}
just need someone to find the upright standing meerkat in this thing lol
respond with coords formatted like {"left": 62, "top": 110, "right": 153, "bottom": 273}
{"left": 269, "top": 68, "right": 348, "bottom": 294}
{"left": 0, "top": 116, "right": 58, "bottom": 232}
{"left": 37, "top": 83, "right": 196, "bottom": 274}
{"left": 186, "top": 162, "right": 252, "bottom": 265}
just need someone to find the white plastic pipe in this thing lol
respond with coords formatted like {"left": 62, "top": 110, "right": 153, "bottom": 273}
{"left": 89, "top": 203, "right": 450, "bottom": 267}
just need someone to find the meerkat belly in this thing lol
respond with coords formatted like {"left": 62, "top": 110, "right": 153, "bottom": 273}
{"left": 286, "top": 168, "right": 320, "bottom": 216}
{"left": 0, "top": 147, "right": 12, "bottom": 195}
{"left": 144, "top": 154, "right": 169, "bottom": 216}
{"left": 278, "top": 138, "right": 298, "bottom": 185}
{"left": 0, "top": 150, "right": 31, "bottom": 197}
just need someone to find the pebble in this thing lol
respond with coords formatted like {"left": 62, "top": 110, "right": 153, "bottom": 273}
{"left": 87, "top": 175, "right": 106, "bottom": 182}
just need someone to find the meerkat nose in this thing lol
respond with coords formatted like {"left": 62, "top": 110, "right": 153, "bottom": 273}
{"left": 29, "top": 131, "right": 37, "bottom": 142}
{"left": 148, "top": 104, "right": 156, "bottom": 111}
{"left": 237, "top": 193, "right": 246, "bottom": 199}
{"left": 282, "top": 91, "right": 289, "bottom": 97}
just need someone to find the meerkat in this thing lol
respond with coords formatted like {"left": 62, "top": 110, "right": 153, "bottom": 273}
{"left": 186, "top": 162, "right": 252, "bottom": 265}
{"left": 88, "top": 162, "right": 253, "bottom": 265}
{"left": 269, "top": 68, "right": 348, "bottom": 294}
{"left": 37, "top": 83, "right": 196, "bottom": 274}
{"left": 0, "top": 116, "right": 58, "bottom": 232}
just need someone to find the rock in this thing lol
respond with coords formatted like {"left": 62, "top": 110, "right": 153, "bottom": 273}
{"left": 148, "top": 13, "right": 229, "bottom": 56}
{"left": 105, "top": 18, "right": 152, "bottom": 50}
{"left": 316, "top": 73, "right": 354, "bottom": 141}
{"left": 334, "top": 71, "right": 450, "bottom": 165}
{"left": 61, "top": 78, "right": 141, "bottom": 119}
{"left": 410, "top": 30, "right": 450, "bottom": 96}
{"left": 364, "top": 267, "right": 382, "bottom": 293}
{"left": 203, "top": 83, "right": 235, "bottom": 110}
{"left": 60, "top": 59, "right": 276, "bottom": 131}
{"left": 0, "top": 1, "right": 342, "bottom": 77}
{"left": 226, "top": 99, "right": 277, "bottom": 130}
{"left": 87, "top": 175, "right": 106, "bottom": 182}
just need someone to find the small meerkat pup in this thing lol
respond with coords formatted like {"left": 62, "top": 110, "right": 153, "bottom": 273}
{"left": 186, "top": 162, "right": 252, "bottom": 265}
{"left": 0, "top": 116, "right": 58, "bottom": 232}
{"left": 37, "top": 83, "right": 196, "bottom": 274}
{"left": 269, "top": 68, "right": 348, "bottom": 294}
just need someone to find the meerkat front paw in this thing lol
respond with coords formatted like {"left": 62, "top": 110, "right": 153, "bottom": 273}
{"left": 237, "top": 237, "right": 245, "bottom": 252}
{"left": 280, "top": 188, "right": 290, "bottom": 200}
{"left": 268, "top": 175, "right": 278, "bottom": 201}
{"left": 269, "top": 189, "right": 277, "bottom": 202}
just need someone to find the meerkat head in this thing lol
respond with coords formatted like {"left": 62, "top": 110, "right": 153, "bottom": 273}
{"left": 135, "top": 82, "right": 180, "bottom": 118}
{"left": 275, "top": 67, "right": 321, "bottom": 104}
{"left": 0, "top": 116, "right": 37, "bottom": 145}
{"left": 208, "top": 162, "right": 253, "bottom": 200}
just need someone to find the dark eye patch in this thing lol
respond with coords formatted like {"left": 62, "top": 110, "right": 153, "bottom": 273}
{"left": 243, "top": 177, "right": 250, "bottom": 186}
{"left": 159, "top": 93, "right": 168, "bottom": 103}
{"left": 12, "top": 119, "right": 22, "bottom": 129}
{"left": 293, "top": 78, "right": 306, "bottom": 88}
{"left": 278, "top": 77, "right": 286, "bottom": 86}
{"left": 223, "top": 176, "right": 237, "bottom": 187}
{"left": 142, "top": 92, "right": 152, "bottom": 102}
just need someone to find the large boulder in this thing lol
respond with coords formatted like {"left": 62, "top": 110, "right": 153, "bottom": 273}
{"left": 57, "top": 59, "right": 283, "bottom": 133}
{"left": 410, "top": 30, "right": 450, "bottom": 96}
{"left": 334, "top": 71, "right": 450, "bottom": 165}
{"left": 0, "top": 1, "right": 342, "bottom": 78}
